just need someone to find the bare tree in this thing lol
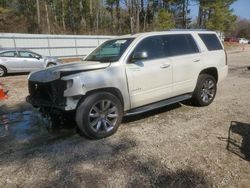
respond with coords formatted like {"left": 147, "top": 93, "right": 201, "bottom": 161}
{"left": 44, "top": 1, "right": 51, "bottom": 33}
{"left": 61, "top": 0, "right": 66, "bottom": 31}
{"left": 36, "top": 0, "right": 40, "bottom": 26}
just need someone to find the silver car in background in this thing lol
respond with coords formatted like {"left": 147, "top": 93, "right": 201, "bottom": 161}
{"left": 0, "top": 49, "right": 62, "bottom": 77}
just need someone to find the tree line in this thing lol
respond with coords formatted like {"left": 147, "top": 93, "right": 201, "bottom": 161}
{"left": 0, "top": 0, "right": 238, "bottom": 36}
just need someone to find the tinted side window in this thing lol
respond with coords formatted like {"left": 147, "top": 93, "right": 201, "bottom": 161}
{"left": 199, "top": 34, "right": 223, "bottom": 51}
{"left": 19, "top": 51, "right": 37, "bottom": 58}
{"left": 163, "top": 34, "right": 199, "bottom": 57}
{"left": 133, "top": 36, "right": 165, "bottom": 60}
{"left": 0, "top": 51, "right": 18, "bottom": 57}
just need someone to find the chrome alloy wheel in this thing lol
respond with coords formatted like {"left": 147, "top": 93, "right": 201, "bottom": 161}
{"left": 201, "top": 79, "right": 215, "bottom": 103}
{"left": 88, "top": 100, "right": 119, "bottom": 133}
{"left": 0, "top": 67, "right": 5, "bottom": 77}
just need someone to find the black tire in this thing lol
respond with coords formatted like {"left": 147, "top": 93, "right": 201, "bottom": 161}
{"left": 76, "top": 92, "right": 123, "bottom": 139}
{"left": 191, "top": 74, "right": 217, "bottom": 106}
{"left": 0, "top": 65, "right": 7, "bottom": 77}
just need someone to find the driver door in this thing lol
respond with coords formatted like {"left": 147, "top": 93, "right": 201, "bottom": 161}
{"left": 18, "top": 51, "right": 44, "bottom": 71}
{"left": 126, "top": 35, "right": 173, "bottom": 108}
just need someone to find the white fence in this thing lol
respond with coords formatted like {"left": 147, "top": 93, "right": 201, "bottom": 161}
{"left": 0, "top": 33, "right": 115, "bottom": 58}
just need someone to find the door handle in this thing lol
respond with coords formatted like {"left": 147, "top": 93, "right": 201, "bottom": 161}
{"left": 160, "top": 64, "right": 170, "bottom": 68}
{"left": 193, "top": 59, "right": 200, "bottom": 62}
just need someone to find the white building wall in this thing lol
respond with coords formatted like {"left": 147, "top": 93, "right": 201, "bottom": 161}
{"left": 0, "top": 33, "right": 115, "bottom": 57}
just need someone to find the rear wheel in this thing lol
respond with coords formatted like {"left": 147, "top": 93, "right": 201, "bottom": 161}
{"left": 47, "top": 62, "right": 56, "bottom": 67}
{"left": 192, "top": 74, "right": 217, "bottom": 106}
{"left": 76, "top": 92, "right": 123, "bottom": 139}
{"left": 0, "top": 66, "right": 7, "bottom": 77}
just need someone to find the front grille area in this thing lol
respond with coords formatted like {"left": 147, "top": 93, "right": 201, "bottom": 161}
{"left": 28, "top": 79, "right": 67, "bottom": 108}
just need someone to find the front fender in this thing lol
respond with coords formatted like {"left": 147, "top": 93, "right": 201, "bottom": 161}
{"left": 62, "top": 75, "right": 86, "bottom": 96}
{"left": 61, "top": 65, "right": 130, "bottom": 111}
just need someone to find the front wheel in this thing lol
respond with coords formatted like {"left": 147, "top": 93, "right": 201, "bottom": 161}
{"left": 76, "top": 92, "right": 123, "bottom": 139}
{"left": 191, "top": 74, "right": 217, "bottom": 106}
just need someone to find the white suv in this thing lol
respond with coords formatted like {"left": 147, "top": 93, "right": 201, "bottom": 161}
{"left": 27, "top": 30, "right": 228, "bottom": 139}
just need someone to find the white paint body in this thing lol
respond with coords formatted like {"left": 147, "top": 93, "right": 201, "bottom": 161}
{"left": 28, "top": 31, "right": 228, "bottom": 112}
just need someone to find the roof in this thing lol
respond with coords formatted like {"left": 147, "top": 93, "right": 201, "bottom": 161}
{"left": 0, "top": 48, "right": 34, "bottom": 52}
{"left": 117, "top": 30, "right": 216, "bottom": 39}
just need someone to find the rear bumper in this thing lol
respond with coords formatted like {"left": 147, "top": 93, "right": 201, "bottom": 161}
{"left": 218, "top": 66, "right": 228, "bottom": 83}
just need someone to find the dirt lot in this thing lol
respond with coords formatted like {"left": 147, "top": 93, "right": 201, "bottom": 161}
{"left": 0, "top": 47, "right": 250, "bottom": 187}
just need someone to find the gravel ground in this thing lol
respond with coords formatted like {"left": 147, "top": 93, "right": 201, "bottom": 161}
{"left": 0, "top": 48, "right": 250, "bottom": 188}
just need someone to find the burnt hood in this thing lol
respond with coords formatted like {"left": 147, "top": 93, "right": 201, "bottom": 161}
{"left": 28, "top": 61, "right": 110, "bottom": 83}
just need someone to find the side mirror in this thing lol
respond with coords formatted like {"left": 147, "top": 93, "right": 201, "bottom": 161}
{"left": 131, "top": 52, "right": 148, "bottom": 61}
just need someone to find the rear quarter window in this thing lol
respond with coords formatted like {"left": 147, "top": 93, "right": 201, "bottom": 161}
{"left": 199, "top": 34, "right": 223, "bottom": 51}
{"left": 0, "top": 51, "right": 17, "bottom": 57}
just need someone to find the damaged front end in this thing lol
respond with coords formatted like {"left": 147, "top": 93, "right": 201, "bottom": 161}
{"left": 27, "top": 79, "right": 67, "bottom": 110}
{"left": 27, "top": 61, "right": 109, "bottom": 110}
{"left": 26, "top": 61, "right": 110, "bottom": 130}
{"left": 26, "top": 77, "right": 71, "bottom": 131}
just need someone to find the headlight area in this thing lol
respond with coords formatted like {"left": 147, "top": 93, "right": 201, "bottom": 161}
{"left": 62, "top": 76, "right": 85, "bottom": 97}
{"left": 66, "top": 79, "right": 74, "bottom": 89}
{"left": 61, "top": 77, "right": 85, "bottom": 111}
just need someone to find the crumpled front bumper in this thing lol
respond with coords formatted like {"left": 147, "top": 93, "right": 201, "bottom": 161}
{"left": 27, "top": 79, "right": 67, "bottom": 110}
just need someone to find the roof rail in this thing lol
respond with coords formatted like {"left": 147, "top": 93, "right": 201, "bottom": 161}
{"left": 169, "top": 29, "right": 209, "bottom": 31}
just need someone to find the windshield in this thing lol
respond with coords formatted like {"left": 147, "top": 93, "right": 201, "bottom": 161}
{"left": 85, "top": 38, "right": 134, "bottom": 62}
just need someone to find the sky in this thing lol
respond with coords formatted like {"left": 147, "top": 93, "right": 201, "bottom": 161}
{"left": 189, "top": 0, "right": 250, "bottom": 20}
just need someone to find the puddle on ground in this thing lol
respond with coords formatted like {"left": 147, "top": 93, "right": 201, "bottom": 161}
{"left": 0, "top": 110, "right": 76, "bottom": 152}
{"left": 0, "top": 111, "right": 47, "bottom": 143}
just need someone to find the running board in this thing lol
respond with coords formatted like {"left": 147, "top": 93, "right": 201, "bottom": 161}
{"left": 125, "top": 94, "right": 192, "bottom": 116}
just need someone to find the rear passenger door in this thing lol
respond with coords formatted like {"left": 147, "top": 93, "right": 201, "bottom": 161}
{"left": 0, "top": 51, "right": 20, "bottom": 72}
{"left": 163, "top": 34, "right": 202, "bottom": 96}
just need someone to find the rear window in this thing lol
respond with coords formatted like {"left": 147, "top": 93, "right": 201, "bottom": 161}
{"left": 0, "top": 51, "right": 17, "bottom": 57}
{"left": 199, "top": 34, "right": 223, "bottom": 51}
